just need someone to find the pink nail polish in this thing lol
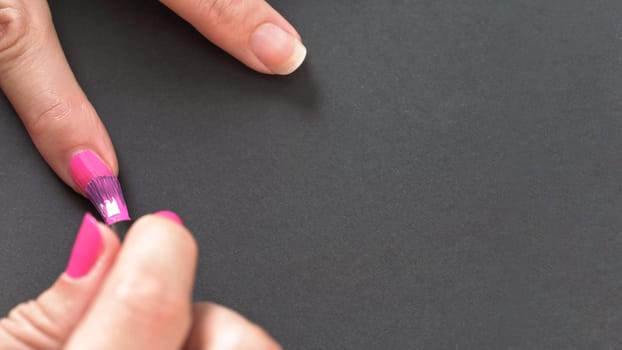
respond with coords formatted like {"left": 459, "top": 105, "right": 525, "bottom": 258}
{"left": 66, "top": 213, "right": 103, "bottom": 278}
{"left": 154, "top": 210, "right": 183, "bottom": 225}
{"left": 69, "top": 150, "right": 113, "bottom": 193}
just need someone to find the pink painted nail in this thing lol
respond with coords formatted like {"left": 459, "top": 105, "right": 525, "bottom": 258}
{"left": 154, "top": 210, "right": 183, "bottom": 225}
{"left": 69, "top": 150, "right": 113, "bottom": 193}
{"left": 66, "top": 213, "right": 103, "bottom": 278}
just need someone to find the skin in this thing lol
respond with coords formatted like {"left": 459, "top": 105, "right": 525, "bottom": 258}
{"left": 0, "top": 0, "right": 305, "bottom": 192}
{"left": 0, "top": 215, "right": 283, "bottom": 349}
{"left": 0, "top": 0, "right": 305, "bottom": 347}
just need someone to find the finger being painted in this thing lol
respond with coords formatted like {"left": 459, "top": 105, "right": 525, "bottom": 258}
{"left": 0, "top": 0, "right": 118, "bottom": 192}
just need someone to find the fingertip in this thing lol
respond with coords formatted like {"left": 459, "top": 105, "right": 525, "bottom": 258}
{"left": 276, "top": 38, "right": 306, "bottom": 75}
{"left": 61, "top": 215, "right": 120, "bottom": 282}
{"left": 64, "top": 213, "right": 102, "bottom": 279}
{"left": 123, "top": 214, "right": 198, "bottom": 266}
{"left": 250, "top": 23, "right": 307, "bottom": 75}
{"left": 160, "top": 0, "right": 306, "bottom": 75}
{"left": 154, "top": 210, "right": 183, "bottom": 225}
{"left": 186, "top": 303, "right": 284, "bottom": 350}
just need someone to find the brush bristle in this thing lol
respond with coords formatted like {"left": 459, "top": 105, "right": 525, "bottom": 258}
{"left": 84, "top": 176, "right": 130, "bottom": 225}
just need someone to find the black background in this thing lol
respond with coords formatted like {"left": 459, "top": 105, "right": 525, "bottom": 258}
{"left": 2, "top": 0, "right": 622, "bottom": 348}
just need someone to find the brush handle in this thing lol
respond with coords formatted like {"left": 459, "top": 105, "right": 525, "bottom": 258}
{"left": 109, "top": 220, "right": 135, "bottom": 240}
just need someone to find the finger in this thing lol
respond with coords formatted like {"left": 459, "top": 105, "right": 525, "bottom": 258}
{"left": 0, "top": 0, "right": 117, "bottom": 192}
{"left": 66, "top": 212, "right": 198, "bottom": 350}
{"left": 160, "top": 0, "right": 307, "bottom": 75}
{"left": 0, "top": 214, "right": 121, "bottom": 349}
{"left": 184, "top": 302, "right": 282, "bottom": 350}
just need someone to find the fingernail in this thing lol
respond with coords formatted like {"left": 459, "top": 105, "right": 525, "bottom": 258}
{"left": 250, "top": 23, "right": 307, "bottom": 75}
{"left": 66, "top": 213, "right": 103, "bottom": 278}
{"left": 154, "top": 210, "right": 184, "bottom": 225}
{"left": 69, "top": 150, "right": 113, "bottom": 193}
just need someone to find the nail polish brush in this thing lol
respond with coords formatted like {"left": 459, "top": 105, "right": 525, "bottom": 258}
{"left": 69, "top": 150, "right": 134, "bottom": 237}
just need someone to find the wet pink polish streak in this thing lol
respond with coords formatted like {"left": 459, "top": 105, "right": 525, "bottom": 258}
{"left": 66, "top": 213, "right": 102, "bottom": 278}
{"left": 69, "top": 150, "right": 113, "bottom": 193}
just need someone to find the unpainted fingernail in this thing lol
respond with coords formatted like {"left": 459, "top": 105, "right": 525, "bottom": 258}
{"left": 250, "top": 23, "right": 307, "bottom": 75}
{"left": 154, "top": 210, "right": 184, "bottom": 225}
{"left": 65, "top": 213, "right": 103, "bottom": 278}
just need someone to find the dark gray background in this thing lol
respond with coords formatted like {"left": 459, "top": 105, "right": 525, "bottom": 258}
{"left": 2, "top": 0, "right": 622, "bottom": 348}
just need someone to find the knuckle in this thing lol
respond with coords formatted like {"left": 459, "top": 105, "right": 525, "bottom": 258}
{"left": 0, "top": 300, "right": 63, "bottom": 349}
{"left": 113, "top": 271, "right": 189, "bottom": 329}
{"left": 0, "top": 0, "right": 35, "bottom": 64}
{"left": 26, "top": 96, "right": 73, "bottom": 138}
{"left": 196, "top": 0, "right": 247, "bottom": 26}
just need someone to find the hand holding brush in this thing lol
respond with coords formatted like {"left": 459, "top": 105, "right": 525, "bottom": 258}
{"left": 1, "top": 0, "right": 306, "bottom": 348}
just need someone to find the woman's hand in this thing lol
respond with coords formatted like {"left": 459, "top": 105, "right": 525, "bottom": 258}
{"left": 0, "top": 0, "right": 305, "bottom": 193}
{"left": 0, "top": 211, "right": 282, "bottom": 349}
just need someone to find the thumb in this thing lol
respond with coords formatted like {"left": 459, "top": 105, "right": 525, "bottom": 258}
{"left": 0, "top": 214, "right": 120, "bottom": 349}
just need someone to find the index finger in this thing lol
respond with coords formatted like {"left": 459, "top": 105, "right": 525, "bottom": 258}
{"left": 160, "top": 0, "right": 307, "bottom": 75}
{"left": 0, "top": 0, "right": 117, "bottom": 191}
